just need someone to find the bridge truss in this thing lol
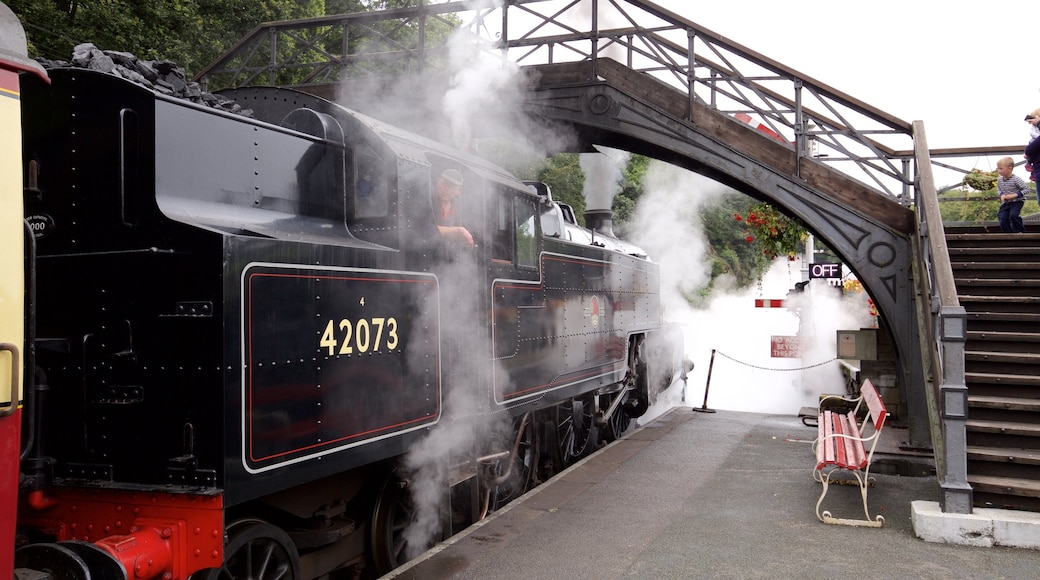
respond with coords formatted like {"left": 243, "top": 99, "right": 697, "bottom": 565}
{"left": 196, "top": 0, "right": 1017, "bottom": 199}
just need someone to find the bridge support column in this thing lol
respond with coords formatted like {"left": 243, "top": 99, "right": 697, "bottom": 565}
{"left": 937, "top": 305, "right": 972, "bottom": 514}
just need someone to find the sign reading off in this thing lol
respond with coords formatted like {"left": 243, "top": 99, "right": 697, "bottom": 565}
{"left": 809, "top": 262, "right": 841, "bottom": 279}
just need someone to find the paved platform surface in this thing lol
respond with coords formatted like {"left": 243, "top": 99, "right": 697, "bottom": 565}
{"left": 385, "top": 407, "right": 1040, "bottom": 579}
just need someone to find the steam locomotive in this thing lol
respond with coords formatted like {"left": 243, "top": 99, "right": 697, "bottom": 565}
{"left": 9, "top": 52, "right": 683, "bottom": 579}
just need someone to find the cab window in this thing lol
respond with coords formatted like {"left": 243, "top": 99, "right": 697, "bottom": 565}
{"left": 355, "top": 147, "right": 389, "bottom": 218}
{"left": 515, "top": 197, "right": 537, "bottom": 268}
{"left": 492, "top": 191, "right": 539, "bottom": 268}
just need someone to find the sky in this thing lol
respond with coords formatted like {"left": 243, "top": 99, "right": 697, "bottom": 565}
{"left": 649, "top": 0, "right": 1033, "bottom": 153}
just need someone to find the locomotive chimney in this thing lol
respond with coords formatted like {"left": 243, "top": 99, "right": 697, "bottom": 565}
{"left": 583, "top": 209, "right": 616, "bottom": 238}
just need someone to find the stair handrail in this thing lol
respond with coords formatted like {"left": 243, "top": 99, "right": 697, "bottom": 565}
{"left": 912, "top": 120, "right": 972, "bottom": 513}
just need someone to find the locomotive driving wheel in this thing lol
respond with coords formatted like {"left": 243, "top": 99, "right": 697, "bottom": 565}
{"left": 601, "top": 390, "right": 633, "bottom": 442}
{"left": 197, "top": 519, "right": 301, "bottom": 580}
{"left": 554, "top": 393, "right": 597, "bottom": 467}
{"left": 370, "top": 471, "right": 425, "bottom": 575}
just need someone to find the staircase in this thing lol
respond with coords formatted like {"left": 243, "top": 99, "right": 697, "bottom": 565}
{"left": 946, "top": 228, "right": 1040, "bottom": 510}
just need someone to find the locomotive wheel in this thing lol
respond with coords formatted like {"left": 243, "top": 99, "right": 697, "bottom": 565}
{"left": 601, "top": 390, "right": 632, "bottom": 442}
{"left": 370, "top": 471, "right": 420, "bottom": 575}
{"left": 554, "top": 394, "right": 597, "bottom": 467}
{"left": 490, "top": 415, "right": 534, "bottom": 511}
{"left": 198, "top": 519, "right": 301, "bottom": 580}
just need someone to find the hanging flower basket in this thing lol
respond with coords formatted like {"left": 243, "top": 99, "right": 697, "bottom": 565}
{"left": 962, "top": 169, "right": 997, "bottom": 192}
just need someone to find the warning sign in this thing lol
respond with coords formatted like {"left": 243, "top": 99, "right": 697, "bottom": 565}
{"left": 770, "top": 335, "right": 801, "bottom": 358}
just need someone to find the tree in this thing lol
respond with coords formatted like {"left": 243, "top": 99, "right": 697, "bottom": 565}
{"left": 538, "top": 153, "right": 586, "bottom": 221}
{"left": 699, "top": 194, "right": 775, "bottom": 289}
{"left": 8, "top": 0, "right": 325, "bottom": 76}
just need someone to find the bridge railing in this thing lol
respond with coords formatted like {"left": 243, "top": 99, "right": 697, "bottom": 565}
{"left": 195, "top": 0, "right": 1021, "bottom": 203}
{"left": 912, "top": 122, "right": 972, "bottom": 514}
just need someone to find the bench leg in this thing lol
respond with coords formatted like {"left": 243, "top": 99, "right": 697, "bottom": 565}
{"left": 814, "top": 469, "right": 885, "bottom": 528}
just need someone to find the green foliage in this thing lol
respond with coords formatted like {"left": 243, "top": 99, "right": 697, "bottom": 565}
{"left": 611, "top": 154, "right": 648, "bottom": 237}
{"left": 10, "top": 0, "right": 325, "bottom": 76}
{"left": 699, "top": 194, "right": 774, "bottom": 289}
{"left": 537, "top": 153, "right": 586, "bottom": 221}
{"left": 939, "top": 180, "right": 1040, "bottom": 223}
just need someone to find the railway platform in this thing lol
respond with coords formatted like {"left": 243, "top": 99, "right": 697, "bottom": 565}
{"left": 385, "top": 406, "right": 1040, "bottom": 579}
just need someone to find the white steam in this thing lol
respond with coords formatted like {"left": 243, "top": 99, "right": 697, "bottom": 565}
{"left": 629, "top": 161, "right": 877, "bottom": 415}
{"left": 580, "top": 147, "right": 630, "bottom": 210}
{"left": 391, "top": 20, "right": 538, "bottom": 559}
{"left": 334, "top": 8, "right": 573, "bottom": 159}
{"left": 629, "top": 162, "right": 721, "bottom": 316}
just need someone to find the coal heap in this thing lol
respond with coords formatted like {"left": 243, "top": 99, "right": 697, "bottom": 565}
{"left": 36, "top": 43, "right": 251, "bottom": 117}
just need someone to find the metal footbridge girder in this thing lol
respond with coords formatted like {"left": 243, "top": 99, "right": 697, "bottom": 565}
{"left": 518, "top": 59, "right": 927, "bottom": 449}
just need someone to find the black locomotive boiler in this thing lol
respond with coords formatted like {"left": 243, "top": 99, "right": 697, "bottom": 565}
{"left": 16, "top": 64, "right": 684, "bottom": 579}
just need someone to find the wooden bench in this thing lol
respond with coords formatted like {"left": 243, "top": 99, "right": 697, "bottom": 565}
{"left": 811, "top": 378, "right": 888, "bottom": 527}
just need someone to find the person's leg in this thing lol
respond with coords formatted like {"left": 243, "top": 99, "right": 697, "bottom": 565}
{"left": 998, "top": 203, "right": 1012, "bottom": 232}
{"left": 1010, "top": 201, "right": 1026, "bottom": 232}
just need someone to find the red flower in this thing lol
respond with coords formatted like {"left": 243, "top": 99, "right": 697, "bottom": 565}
{"left": 734, "top": 213, "right": 743, "bottom": 221}
{"left": 745, "top": 236, "right": 754, "bottom": 243}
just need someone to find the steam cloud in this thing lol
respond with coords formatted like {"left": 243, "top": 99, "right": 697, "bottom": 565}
{"left": 353, "top": 16, "right": 543, "bottom": 560}
{"left": 580, "top": 147, "right": 630, "bottom": 211}
{"left": 629, "top": 161, "right": 877, "bottom": 416}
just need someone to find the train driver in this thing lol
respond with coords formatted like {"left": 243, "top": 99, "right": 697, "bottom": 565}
{"left": 434, "top": 168, "right": 474, "bottom": 247}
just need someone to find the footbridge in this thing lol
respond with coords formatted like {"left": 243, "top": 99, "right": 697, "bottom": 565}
{"left": 197, "top": 0, "right": 1027, "bottom": 516}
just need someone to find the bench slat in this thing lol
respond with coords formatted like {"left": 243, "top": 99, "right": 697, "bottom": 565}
{"left": 820, "top": 410, "right": 837, "bottom": 468}
{"left": 816, "top": 410, "right": 827, "bottom": 469}
{"left": 832, "top": 412, "right": 848, "bottom": 467}
{"left": 842, "top": 412, "right": 868, "bottom": 470}
{"left": 861, "top": 379, "right": 888, "bottom": 431}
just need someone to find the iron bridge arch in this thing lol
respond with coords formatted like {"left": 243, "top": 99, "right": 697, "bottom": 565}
{"left": 523, "top": 78, "right": 926, "bottom": 443}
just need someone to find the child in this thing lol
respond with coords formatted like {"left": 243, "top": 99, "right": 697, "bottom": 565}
{"left": 996, "top": 156, "right": 1029, "bottom": 233}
